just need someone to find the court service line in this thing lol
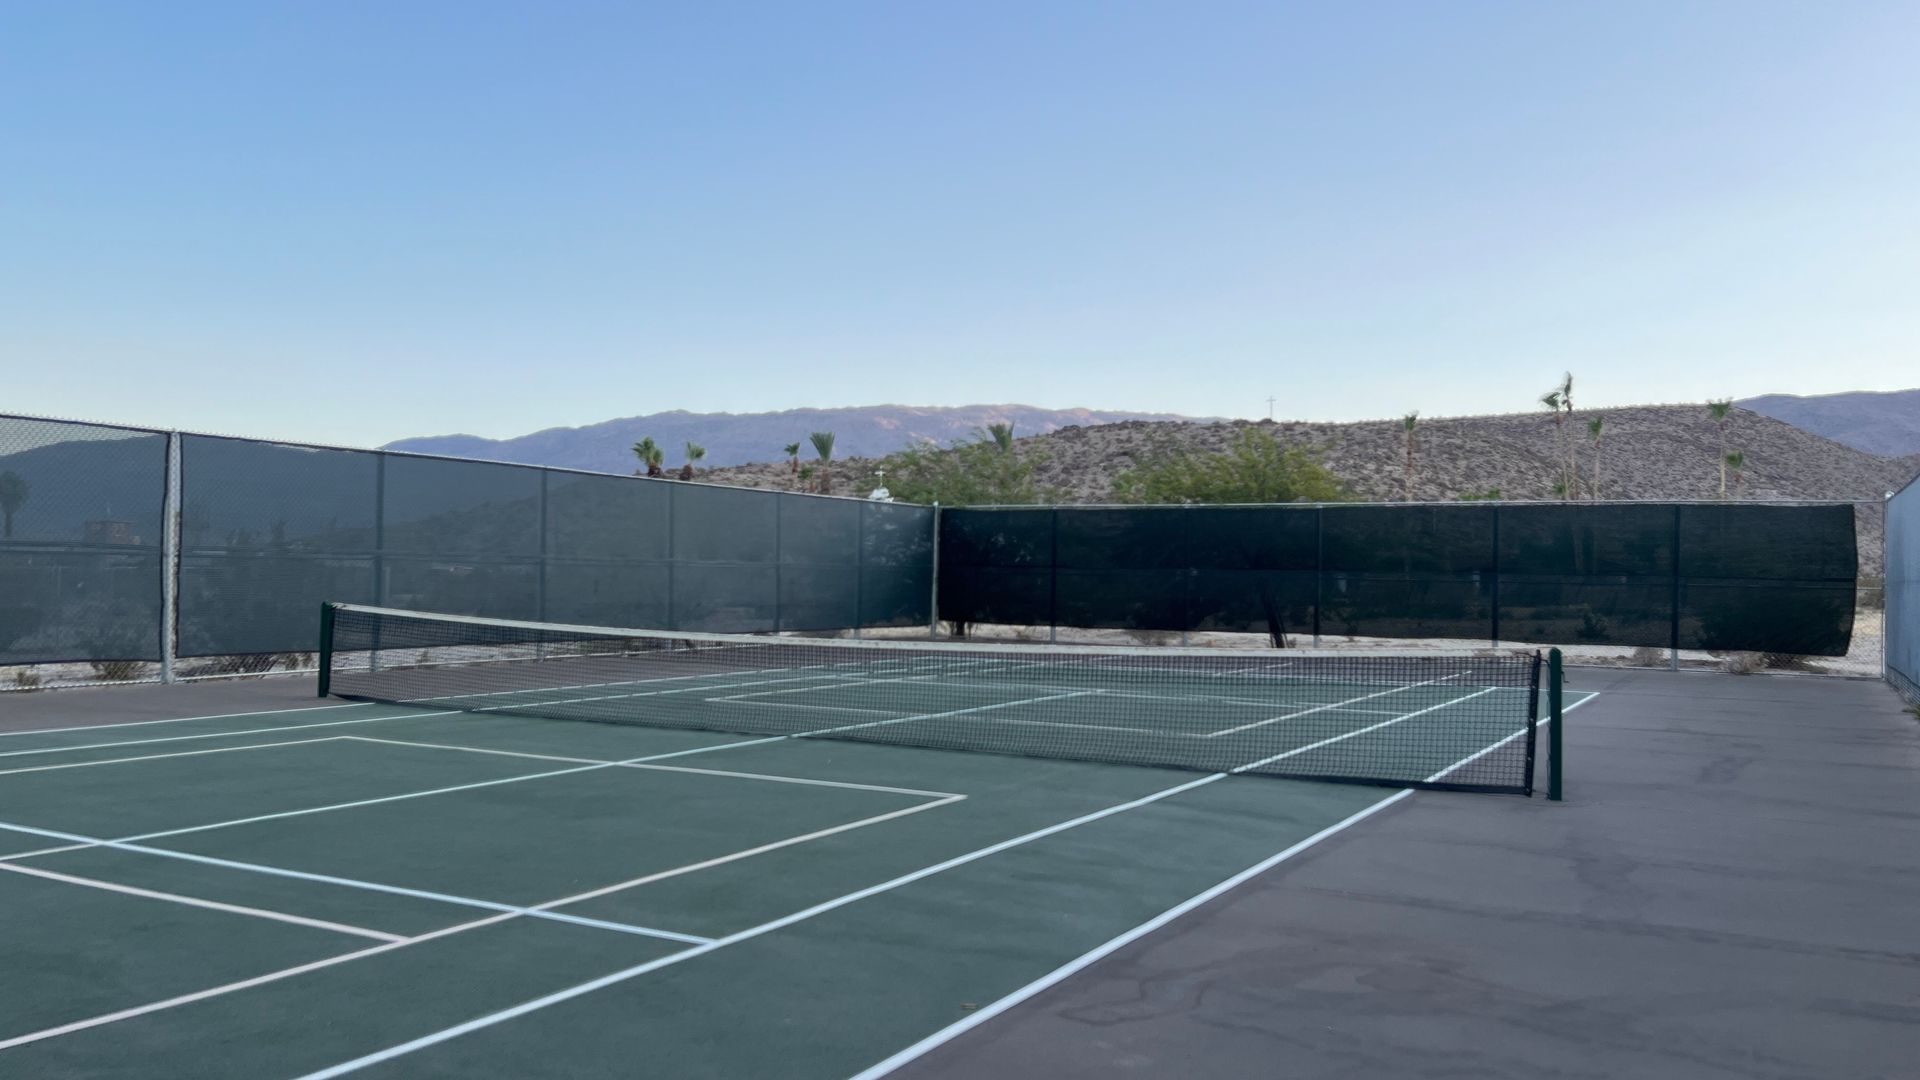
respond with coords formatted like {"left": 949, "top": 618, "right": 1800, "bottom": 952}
{"left": 0, "top": 861, "right": 404, "bottom": 942}
{"left": 1228, "top": 686, "right": 1500, "bottom": 773}
{"left": 292, "top": 769, "right": 1236, "bottom": 1080}
{"left": 710, "top": 698, "right": 901, "bottom": 716}
{"left": 1201, "top": 673, "right": 1466, "bottom": 737}
{"left": 0, "top": 736, "right": 358, "bottom": 779}
{"left": 0, "top": 912, "right": 525, "bottom": 1053}
{"left": 1422, "top": 690, "right": 1597, "bottom": 784}
{"left": 0, "top": 735, "right": 796, "bottom": 860}
{"left": 0, "top": 709, "right": 459, "bottom": 763}
{"left": 342, "top": 736, "right": 965, "bottom": 800}
{"left": 0, "top": 818, "right": 713, "bottom": 946}
{"left": 849, "top": 690, "right": 1589, "bottom": 1078}
{"left": 0, "top": 701, "right": 377, "bottom": 739}
{"left": 0, "top": 786, "right": 971, "bottom": 1052}
{"left": 395, "top": 657, "right": 862, "bottom": 706}
{"left": 845, "top": 789, "right": 1415, "bottom": 1080}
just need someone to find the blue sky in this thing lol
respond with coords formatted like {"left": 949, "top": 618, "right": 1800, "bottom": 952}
{"left": 3, "top": 1, "right": 1916, "bottom": 447}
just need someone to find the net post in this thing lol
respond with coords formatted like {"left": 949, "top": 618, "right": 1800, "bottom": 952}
{"left": 1548, "top": 647, "right": 1564, "bottom": 801}
{"left": 317, "top": 603, "right": 336, "bottom": 698}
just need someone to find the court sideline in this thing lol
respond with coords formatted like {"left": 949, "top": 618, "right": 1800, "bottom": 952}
{"left": 883, "top": 667, "right": 1920, "bottom": 1080}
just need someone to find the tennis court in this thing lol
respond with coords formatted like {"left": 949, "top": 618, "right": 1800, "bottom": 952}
{"left": 0, "top": 608, "right": 1590, "bottom": 1078}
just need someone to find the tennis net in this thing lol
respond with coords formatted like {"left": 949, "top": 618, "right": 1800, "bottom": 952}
{"left": 320, "top": 604, "right": 1547, "bottom": 794}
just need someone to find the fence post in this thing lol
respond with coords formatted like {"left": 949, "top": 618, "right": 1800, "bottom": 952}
{"left": 160, "top": 431, "right": 181, "bottom": 684}
{"left": 1048, "top": 507, "right": 1060, "bottom": 644}
{"left": 1312, "top": 507, "right": 1324, "bottom": 647}
{"left": 1669, "top": 504, "right": 1682, "bottom": 670}
{"left": 1489, "top": 504, "right": 1501, "bottom": 648}
{"left": 928, "top": 503, "right": 941, "bottom": 638}
{"left": 774, "top": 494, "right": 786, "bottom": 634}
{"left": 853, "top": 499, "right": 864, "bottom": 639}
{"left": 1548, "top": 647, "right": 1564, "bottom": 801}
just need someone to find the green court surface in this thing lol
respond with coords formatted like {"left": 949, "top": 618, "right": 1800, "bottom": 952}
{"left": 0, "top": 682, "right": 1589, "bottom": 1078}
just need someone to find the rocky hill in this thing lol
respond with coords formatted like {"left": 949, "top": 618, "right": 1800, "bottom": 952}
{"left": 703, "top": 405, "right": 1919, "bottom": 571}
{"left": 1740, "top": 388, "right": 1920, "bottom": 457}
{"left": 384, "top": 404, "right": 1213, "bottom": 473}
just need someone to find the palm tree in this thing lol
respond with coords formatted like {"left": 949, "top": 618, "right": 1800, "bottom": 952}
{"left": 1556, "top": 372, "right": 1576, "bottom": 498}
{"left": 1587, "top": 415, "right": 1605, "bottom": 499}
{"left": 809, "top": 431, "right": 836, "bottom": 493}
{"left": 1540, "top": 387, "right": 1567, "bottom": 499}
{"left": 783, "top": 442, "right": 801, "bottom": 475}
{"left": 986, "top": 422, "right": 1015, "bottom": 453}
{"left": 0, "top": 470, "right": 28, "bottom": 538}
{"left": 679, "top": 442, "right": 706, "bottom": 482}
{"left": 1724, "top": 450, "right": 1746, "bottom": 499}
{"left": 1401, "top": 412, "right": 1418, "bottom": 501}
{"left": 1707, "top": 399, "right": 1734, "bottom": 497}
{"left": 631, "top": 437, "right": 665, "bottom": 478}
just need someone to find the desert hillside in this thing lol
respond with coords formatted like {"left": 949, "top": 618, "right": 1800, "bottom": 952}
{"left": 703, "top": 405, "right": 1918, "bottom": 571}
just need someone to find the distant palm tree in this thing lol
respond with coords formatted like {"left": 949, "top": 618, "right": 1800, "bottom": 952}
{"left": 1540, "top": 387, "right": 1567, "bottom": 499}
{"left": 809, "top": 431, "right": 836, "bottom": 493}
{"left": 1401, "top": 412, "right": 1419, "bottom": 501}
{"left": 1724, "top": 450, "right": 1747, "bottom": 499}
{"left": 783, "top": 442, "right": 801, "bottom": 475}
{"left": 679, "top": 442, "right": 706, "bottom": 482}
{"left": 0, "top": 470, "right": 28, "bottom": 538}
{"left": 1707, "top": 399, "right": 1734, "bottom": 497}
{"left": 631, "top": 437, "right": 665, "bottom": 478}
{"left": 1587, "top": 415, "right": 1605, "bottom": 499}
{"left": 1556, "top": 373, "right": 1576, "bottom": 498}
{"left": 986, "top": 422, "right": 1015, "bottom": 453}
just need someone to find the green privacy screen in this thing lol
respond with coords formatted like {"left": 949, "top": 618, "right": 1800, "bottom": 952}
{"left": 939, "top": 503, "right": 1858, "bottom": 656}
{"left": 169, "top": 434, "right": 934, "bottom": 658}
{"left": 0, "top": 416, "right": 168, "bottom": 664}
{"left": 1888, "top": 476, "right": 1919, "bottom": 703}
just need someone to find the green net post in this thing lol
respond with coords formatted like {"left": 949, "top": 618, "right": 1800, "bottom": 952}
{"left": 1548, "top": 647, "right": 1564, "bottom": 801}
{"left": 317, "top": 603, "right": 336, "bottom": 698}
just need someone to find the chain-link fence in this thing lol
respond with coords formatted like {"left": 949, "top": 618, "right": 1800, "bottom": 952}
{"left": 936, "top": 502, "right": 1886, "bottom": 677}
{"left": 1, "top": 415, "right": 933, "bottom": 689}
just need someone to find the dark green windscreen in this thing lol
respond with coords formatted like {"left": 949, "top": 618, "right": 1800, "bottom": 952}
{"left": 938, "top": 503, "right": 1857, "bottom": 655}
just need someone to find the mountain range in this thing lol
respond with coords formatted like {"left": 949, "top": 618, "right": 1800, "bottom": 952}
{"left": 1737, "top": 388, "right": 1920, "bottom": 457}
{"left": 384, "top": 405, "right": 1214, "bottom": 473}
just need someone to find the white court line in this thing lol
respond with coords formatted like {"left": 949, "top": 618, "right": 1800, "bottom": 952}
{"left": 395, "top": 657, "right": 864, "bottom": 705}
{"left": 0, "top": 710, "right": 458, "bottom": 763}
{"left": 0, "top": 911, "right": 524, "bottom": 1052}
{"left": 845, "top": 790, "right": 1414, "bottom": 1080}
{"left": 851, "top": 690, "right": 1603, "bottom": 1078}
{"left": 0, "top": 736, "right": 354, "bottom": 778}
{"left": 713, "top": 698, "right": 901, "bottom": 716}
{"left": 0, "top": 734, "right": 797, "bottom": 859}
{"left": 0, "top": 861, "right": 403, "bottom": 942}
{"left": 1228, "top": 687, "right": 1500, "bottom": 774}
{"left": 0, "top": 701, "right": 376, "bottom": 739}
{"left": 519, "top": 794, "right": 964, "bottom": 914}
{"left": 0, "top": 765, "right": 969, "bottom": 1052}
{"left": 0, "top": 818, "right": 713, "bottom": 947}
{"left": 1201, "top": 673, "right": 1466, "bottom": 737}
{"left": 292, "top": 769, "right": 1234, "bottom": 1080}
{"left": 1422, "top": 690, "right": 1598, "bottom": 785}
{"left": 342, "top": 736, "right": 964, "bottom": 800}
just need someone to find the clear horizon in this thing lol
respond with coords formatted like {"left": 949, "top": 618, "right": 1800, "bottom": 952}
{"left": 4, "top": 3, "right": 1916, "bottom": 446}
